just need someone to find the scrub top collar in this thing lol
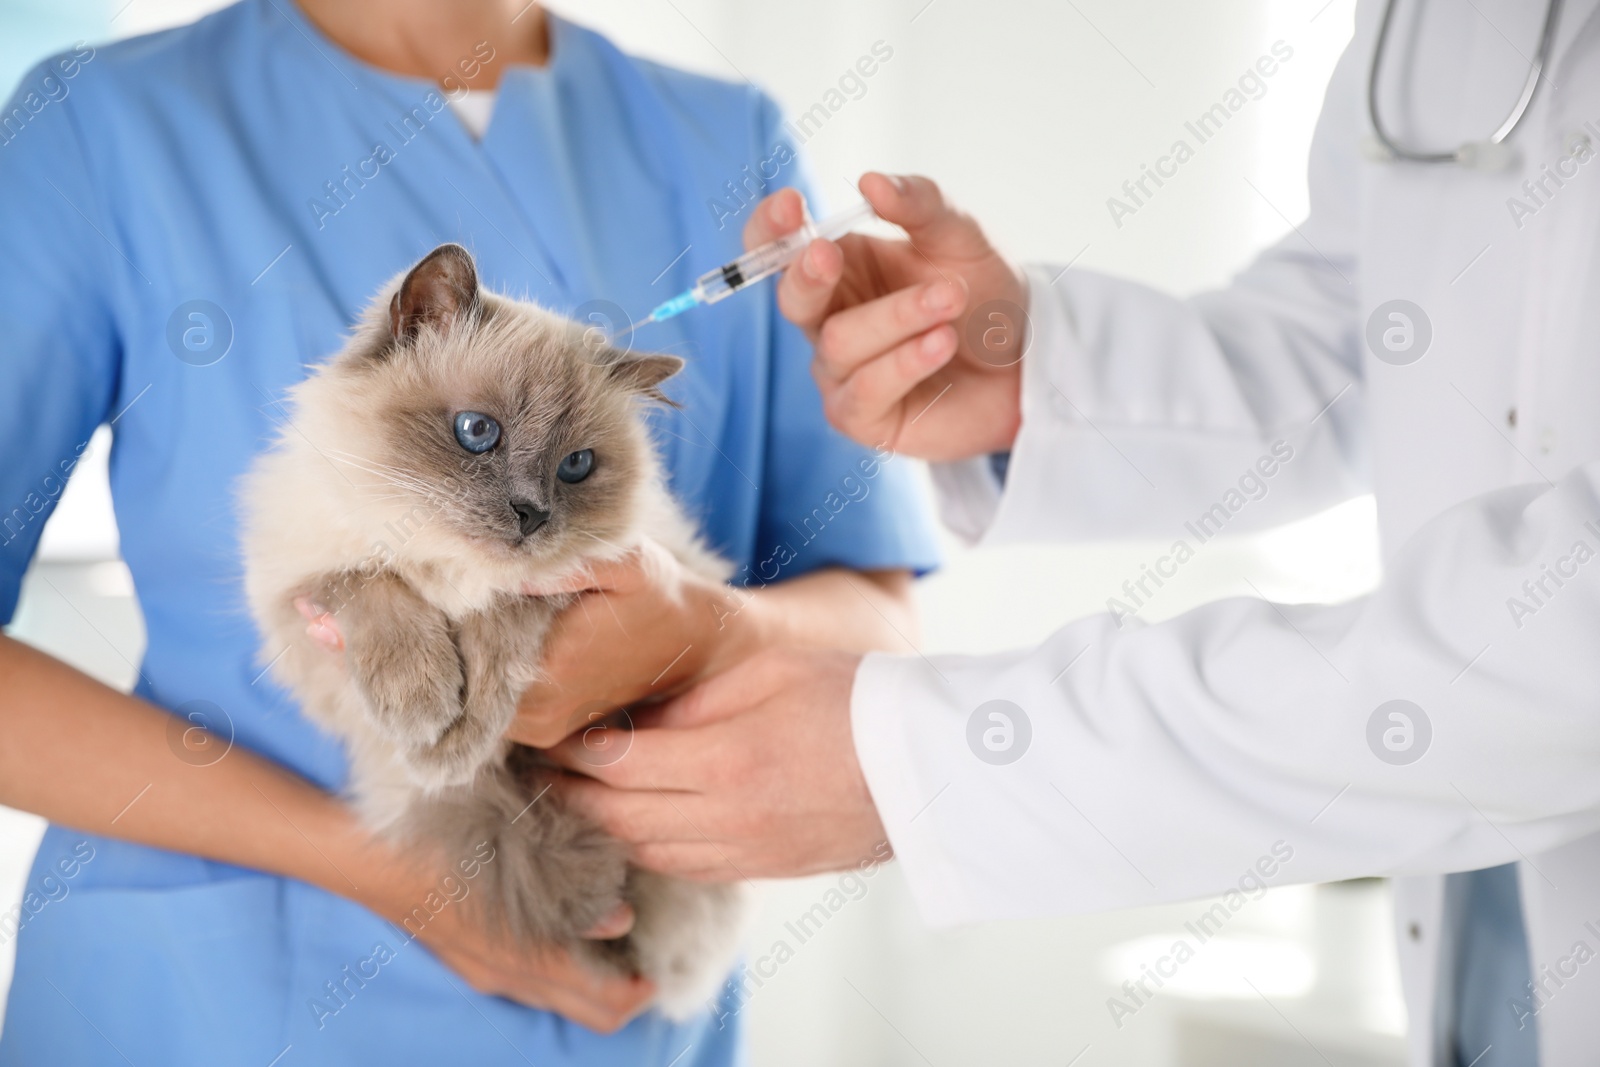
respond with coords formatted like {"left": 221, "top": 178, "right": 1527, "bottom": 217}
{"left": 267, "top": 0, "right": 615, "bottom": 303}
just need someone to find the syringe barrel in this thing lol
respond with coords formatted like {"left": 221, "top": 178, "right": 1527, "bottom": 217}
{"left": 693, "top": 222, "right": 816, "bottom": 304}
{"left": 690, "top": 202, "right": 876, "bottom": 305}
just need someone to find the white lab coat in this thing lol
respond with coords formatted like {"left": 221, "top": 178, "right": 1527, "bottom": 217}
{"left": 852, "top": 1, "right": 1600, "bottom": 1062}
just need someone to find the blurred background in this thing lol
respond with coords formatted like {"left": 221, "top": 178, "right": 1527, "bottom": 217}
{"left": 1, "top": 0, "right": 1400, "bottom": 1063}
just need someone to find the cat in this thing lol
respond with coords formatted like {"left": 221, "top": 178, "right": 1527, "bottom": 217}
{"left": 241, "top": 243, "right": 747, "bottom": 1018}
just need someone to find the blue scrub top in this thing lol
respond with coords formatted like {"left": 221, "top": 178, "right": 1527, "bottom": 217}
{"left": 0, "top": 3, "right": 938, "bottom": 1063}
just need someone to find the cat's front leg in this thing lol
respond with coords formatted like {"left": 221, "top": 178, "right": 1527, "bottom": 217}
{"left": 335, "top": 572, "right": 468, "bottom": 764}
{"left": 399, "top": 594, "right": 559, "bottom": 788}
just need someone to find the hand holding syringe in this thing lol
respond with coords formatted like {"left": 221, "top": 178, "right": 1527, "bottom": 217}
{"left": 718, "top": 174, "right": 1030, "bottom": 464}
{"left": 612, "top": 201, "right": 877, "bottom": 340}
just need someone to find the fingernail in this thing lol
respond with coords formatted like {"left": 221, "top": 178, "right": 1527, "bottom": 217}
{"left": 921, "top": 328, "right": 951, "bottom": 359}
{"left": 923, "top": 282, "right": 960, "bottom": 313}
{"left": 805, "top": 243, "right": 828, "bottom": 278}
{"left": 773, "top": 190, "right": 799, "bottom": 229}
{"left": 887, "top": 174, "right": 909, "bottom": 195}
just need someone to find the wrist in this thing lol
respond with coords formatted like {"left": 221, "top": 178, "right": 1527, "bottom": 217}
{"left": 300, "top": 798, "right": 417, "bottom": 919}
{"left": 988, "top": 360, "right": 1024, "bottom": 454}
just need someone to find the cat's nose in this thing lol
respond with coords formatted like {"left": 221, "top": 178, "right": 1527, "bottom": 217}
{"left": 510, "top": 498, "right": 550, "bottom": 537}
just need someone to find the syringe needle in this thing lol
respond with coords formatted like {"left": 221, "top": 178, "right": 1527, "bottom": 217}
{"left": 607, "top": 206, "right": 874, "bottom": 335}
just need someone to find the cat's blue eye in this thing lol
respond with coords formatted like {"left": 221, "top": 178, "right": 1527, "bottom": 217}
{"left": 556, "top": 449, "right": 595, "bottom": 484}
{"left": 453, "top": 411, "right": 500, "bottom": 454}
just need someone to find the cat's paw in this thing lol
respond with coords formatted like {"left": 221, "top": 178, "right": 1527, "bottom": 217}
{"left": 398, "top": 707, "right": 505, "bottom": 789}
{"left": 396, "top": 597, "right": 550, "bottom": 789}
{"left": 362, "top": 661, "right": 471, "bottom": 760}
{"left": 403, "top": 765, "right": 634, "bottom": 945}
{"left": 626, "top": 873, "right": 752, "bottom": 1019}
{"left": 348, "top": 624, "right": 467, "bottom": 756}
{"left": 337, "top": 573, "right": 483, "bottom": 776}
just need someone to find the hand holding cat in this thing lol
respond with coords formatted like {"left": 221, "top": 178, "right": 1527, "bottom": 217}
{"left": 752, "top": 175, "right": 1028, "bottom": 462}
{"left": 351, "top": 842, "right": 655, "bottom": 1033}
{"left": 431, "top": 940, "right": 653, "bottom": 1035}
{"left": 508, "top": 540, "right": 772, "bottom": 748}
{"left": 549, "top": 647, "right": 890, "bottom": 881}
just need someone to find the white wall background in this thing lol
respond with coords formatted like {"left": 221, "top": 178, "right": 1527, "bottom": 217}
{"left": 1, "top": 1, "right": 1404, "bottom": 1064}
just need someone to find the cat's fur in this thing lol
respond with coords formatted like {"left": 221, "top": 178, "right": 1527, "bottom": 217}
{"left": 241, "top": 244, "right": 746, "bottom": 1017}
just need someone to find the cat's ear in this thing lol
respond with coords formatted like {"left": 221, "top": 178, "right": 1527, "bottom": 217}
{"left": 607, "top": 353, "right": 684, "bottom": 406}
{"left": 389, "top": 244, "right": 479, "bottom": 343}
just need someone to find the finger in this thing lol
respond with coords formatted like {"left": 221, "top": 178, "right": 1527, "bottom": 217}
{"left": 774, "top": 237, "right": 845, "bottom": 336}
{"left": 526, "top": 972, "right": 655, "bottom": 1035}
{"left": 824, "top": 325, "right": 958, "bottom": 433}
{"left": 534, "top": 994, "right": 628, "bottom": 1036}
{"left": 812, "top": 278, "right": 966, "bottom": 384}
{"left": 534, "top": 943, "right": 654, "bottom": 997}
{"left": 859, "top": 172, "right": 994, "bottom": 261}
{"left": 560, "top": 777, "right": 710, "bottom": 844}
{"left": 505, "top": 697, "right": 583, "bottom": 749}
{"left": 520, "top": 551, "right": 646, "bottom": 597}
{"left": 631, "top": 841, "right": 749, "bottom": 881}
{"left": 521, "top": 573, "right": 598, "bottom": 597}
{"left": 545, "top": 725, "right": 712, "bottom": 790}
{"left": 651, "top": 658, "right": 774, "bottom": 729}
{"left": 742, "top": 186, "right": 806, "bottom": 250}
{"left": 582, "top": 900, "right": 636, "bottom": 939}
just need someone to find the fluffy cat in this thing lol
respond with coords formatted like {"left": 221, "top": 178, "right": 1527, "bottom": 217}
{"left": 241, "top": 243, "right": 746, "bottom": 1017}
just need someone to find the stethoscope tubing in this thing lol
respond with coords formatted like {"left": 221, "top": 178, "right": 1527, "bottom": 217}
{"left": 1367, "top": 0, "right": 1564, "bottom": 164}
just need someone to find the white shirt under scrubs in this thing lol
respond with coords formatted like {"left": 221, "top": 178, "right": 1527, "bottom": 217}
{"left": 854, "top": 1, "right": 1600, "bottom": 1064}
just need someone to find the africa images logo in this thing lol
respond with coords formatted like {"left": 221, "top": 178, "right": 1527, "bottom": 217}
{"left": 1364, "top": 299, "right": 1432, "bottom": 367}
{"left": 966, "top": 699, "right": 1031, "bottom": 765}
{"left": 165, "top": 300, "right": 234, "bottom": 367}
{"left": 1366, "top": 699, "right": 1431, "bottom": 766}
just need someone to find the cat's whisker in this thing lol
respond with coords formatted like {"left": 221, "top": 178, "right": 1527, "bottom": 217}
{"left": 322, "top": 447, "right": 415, "bottom": 471}
{"left": 579, "top": 533, "right": 629, "bottom": 557}
{"left": 321, "top": 454, "right": 409, "bottom": 481}
{"left": 572, "top": 592, "right": 597, "bottom": 628}
{"left": 323, "top": 449, "right": 431, "bottom": 483}
{"left": 652, "top": 427, "right": 699, "bottom": 448}
{"left": 595, "top": 583, "right": 632, "bottom": 639}
{"left": 346, "top": 474, "right": 432, "bottom": 497}
{"left": 323, "top": 452, "right": 436, "bottom": 496}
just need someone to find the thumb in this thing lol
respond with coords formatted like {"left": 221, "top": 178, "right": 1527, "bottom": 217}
{"left": 859, "top": 172, "right": 994, "bottom": 262}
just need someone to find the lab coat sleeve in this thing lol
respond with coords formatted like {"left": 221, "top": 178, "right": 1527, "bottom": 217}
{"left": 932, "top": 35, "right": 1370, "bottom": 545}
{"left": 856, "top": 459, "right": 1600, "bottom": 925}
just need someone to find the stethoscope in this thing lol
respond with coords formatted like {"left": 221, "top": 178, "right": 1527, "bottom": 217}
{"left": 1365, "top": 0, "right": 1563, "bottom": 168}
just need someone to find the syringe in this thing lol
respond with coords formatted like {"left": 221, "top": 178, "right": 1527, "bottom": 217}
{"left": 614, "top": 201, "right": 877, "bottom": 340}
